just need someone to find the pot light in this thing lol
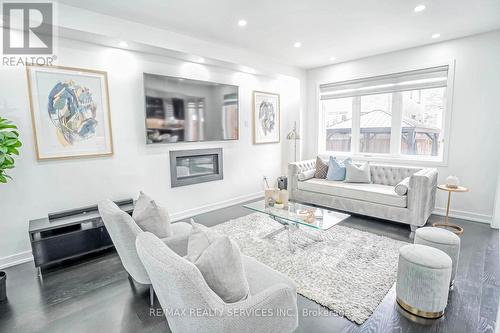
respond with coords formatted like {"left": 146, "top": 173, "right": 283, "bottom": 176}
{"left": 237, "top": 19, "right": 247, "bottom": 27}
{"left": 118, "top": 41, "right": 128, "bottom": 48}
{"left": 431, "top": 33, "right": 441, "bottom": 39}
{"left": 293, "top": 42, "right": 302, "bottom": 48}
{"left": 414, "top": 4, "right": 426, "bottom": 12}
{"left": 329, "top": 56, "right": 336, "bottom": 62}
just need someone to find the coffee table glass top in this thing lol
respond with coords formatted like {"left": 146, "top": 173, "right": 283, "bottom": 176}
{"left": 243, "top": 201, "right": 350, "bottom": 230}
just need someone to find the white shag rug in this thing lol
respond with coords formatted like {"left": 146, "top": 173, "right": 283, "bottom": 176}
{"left": 212, "top": 213, "right": 409, "bottom": 324}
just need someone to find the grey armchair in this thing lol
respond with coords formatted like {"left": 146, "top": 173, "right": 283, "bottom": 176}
{"left": 97, "top": 200, "right": 191, "bottom": 305}
{"left": 136, "top": 231, "right": 299, "bottom": 333}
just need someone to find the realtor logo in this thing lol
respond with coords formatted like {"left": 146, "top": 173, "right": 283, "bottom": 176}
{"left": 2, "top": 2, "right": 53, "bottom": 54}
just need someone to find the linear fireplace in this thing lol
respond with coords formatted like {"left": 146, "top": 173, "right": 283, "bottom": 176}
{"left": 169, "top": 148, "right": 223, "bottom": 187}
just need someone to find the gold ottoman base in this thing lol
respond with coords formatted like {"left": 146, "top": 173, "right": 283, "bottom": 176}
{"left": 396, "top": 297, "right": 444, "bottom": 319}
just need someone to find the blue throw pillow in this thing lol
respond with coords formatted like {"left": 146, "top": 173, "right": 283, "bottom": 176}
{"left": 326, "top": 156, "right": 352, "bottom": 181}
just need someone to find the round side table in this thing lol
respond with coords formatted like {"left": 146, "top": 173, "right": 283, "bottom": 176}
{"left": 432, "top": 185, "right": 469, "bottom": 235}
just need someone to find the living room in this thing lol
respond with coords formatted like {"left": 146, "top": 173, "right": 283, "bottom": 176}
{"left": 0, "top": 1, "right": 499, "bottom": 332}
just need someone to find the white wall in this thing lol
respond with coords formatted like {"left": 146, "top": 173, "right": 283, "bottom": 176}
{"left": 493, "top": 166, "right": 500, "bottom": 229}
{"left": 305, "top": 30, "right": 500, "bottom": 224}
{"left": 0, "top": 36, "right": 304, "bottom": 266}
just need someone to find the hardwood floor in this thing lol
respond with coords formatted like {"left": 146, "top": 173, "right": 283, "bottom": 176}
{"left": 0, "top": 202, "right": 498, "bottom": 333}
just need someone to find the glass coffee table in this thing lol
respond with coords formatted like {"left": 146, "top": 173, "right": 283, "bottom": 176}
{"left": 243, "top": 201, "right": 350, "bottom": 252}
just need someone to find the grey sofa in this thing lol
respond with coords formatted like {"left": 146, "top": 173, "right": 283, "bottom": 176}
{"left": 289, "top": 160, "right": 438, "bottom": 230}
{"left": 136, "top": 231, "right": 299, "bottom": 333}
{"left": 98, "top": 200, "right": 192, "bottom": 305}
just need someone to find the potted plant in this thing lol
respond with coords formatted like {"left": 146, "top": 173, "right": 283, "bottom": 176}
{"left": 0, "top": 116, "right": 22, "bottom": 183}
{"left": 0, "top": 116, "right": 21, "bottom": 302}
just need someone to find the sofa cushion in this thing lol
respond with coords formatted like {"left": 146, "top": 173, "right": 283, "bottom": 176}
{"left": 395, "top": 177, "right": 410, "bottom": 196}
{"left": 326, "top": 157, "right": 351, "bottom": 181}
{"left": 345, "top": 160, "right": 371, "bottom": 183}
{"left": 298, "top": 169, "right": 315, "bottom": 181}
{"left": 187, "top": 222, "right": 250, "bottom": 303}
{"left": 133, "top": 192, "right": 172, "bottom": 238}
{"left": 297, "top": 178, "right": 407, "bottom": 208}
{"left": 314, "top": 156, "right": 329, "bottom": 179}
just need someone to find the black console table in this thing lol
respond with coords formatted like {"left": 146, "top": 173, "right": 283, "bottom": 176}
{"left": 28, "top": 199, "right": 133, "bottom": 277}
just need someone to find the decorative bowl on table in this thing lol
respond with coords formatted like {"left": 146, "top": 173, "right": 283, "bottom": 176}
{"left": 446, "top": 175, "right": 459, "bottom": 189}
{"left": 297, "top": 209, "right": 315, "bottom": 224}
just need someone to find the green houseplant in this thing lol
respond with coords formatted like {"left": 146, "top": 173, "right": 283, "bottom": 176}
{"left": 0, "top": 117, "right": 22, "bottom": 183}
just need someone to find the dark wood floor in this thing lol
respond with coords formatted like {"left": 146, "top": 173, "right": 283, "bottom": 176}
{"left": 0, "top": 202, "right": 498, "bottom": 333}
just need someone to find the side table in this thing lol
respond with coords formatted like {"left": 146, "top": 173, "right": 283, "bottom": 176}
{"left": 432, "top": 184, "right": 469, "bottom": 235}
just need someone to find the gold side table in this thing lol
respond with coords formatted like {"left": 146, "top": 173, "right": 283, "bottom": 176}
{"left": 432, "top": 184, "right": 469, "bottom": 235}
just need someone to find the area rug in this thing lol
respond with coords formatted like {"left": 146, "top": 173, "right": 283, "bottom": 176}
{"left": 212, "top": 213, "right": 409, "bottom": 324}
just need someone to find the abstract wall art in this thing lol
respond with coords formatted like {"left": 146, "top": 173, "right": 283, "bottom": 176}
{"left": 27, "top": 65, "right": 113, "bottom": 160}
{"left": 253, "top": 91, "right": 280, "bottom": 144}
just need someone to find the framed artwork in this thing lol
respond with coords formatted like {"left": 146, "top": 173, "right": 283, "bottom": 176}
{"left": 26, "top": 65, "right": 113, "bottom": 160}
{"left": 253, "top": 91, "right": 280, "bottom": 144}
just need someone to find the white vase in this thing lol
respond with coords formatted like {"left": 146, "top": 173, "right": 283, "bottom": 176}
{"left": 279, "top": 190, "right": 289, "bottom": 207}
{"left": 446, "top": 175, "right": 459, "bottom": 188}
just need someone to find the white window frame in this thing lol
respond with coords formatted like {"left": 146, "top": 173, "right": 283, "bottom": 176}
{"left": 317, "top": 60, "right": 455, "bottom": 167}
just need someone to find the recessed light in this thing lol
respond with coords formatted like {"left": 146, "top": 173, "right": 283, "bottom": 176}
{"left": 197, "top": 57, "right": 205, "bottom": 63}
{"left": 329, "top": 56, "right": 336, "bottom": 62}
{"left": 118, "top": 41, "right": 128, "bottom": 47}
{"left": 414, "top": 4, "right": 426, "bottom": 12}
{"left": 293, "top": 42, "right": 302, "bottom": 48}
{"left": 237, "top": 19, "right": 247, "bottom": 27}
{"left": 431, "top": 33, "right": 441, "bottom": 39}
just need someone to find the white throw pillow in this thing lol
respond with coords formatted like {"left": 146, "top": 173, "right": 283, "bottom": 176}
{"left": 395, "top": 177, "right": 410, "bottom": 196}
{"left": 345, "top": 161, "right": 371, "bottom": 183}
{"left": 186, "top": 220, "right": 221, "bottom": 262}
{"left": 187, "top": 221, "right": 250, "bottom": 303}
{"left": 132, "top": 192, "right": 172, "bottom": 238}
{"left": 298, "top": 169, "right": 316, "bottom": 181}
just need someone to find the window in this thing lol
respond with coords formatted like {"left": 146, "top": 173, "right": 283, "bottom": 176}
{"left": 319, "top": 65, "right": 450, "bottom": 162}
{"left": 400, "top": 88, "right": 445, "bottom": 157}
{"left": 360, "top": 93, "right": 392, "bottom": 154}
{"left": 322, "top": 97, "right": 352, "bottom": 152}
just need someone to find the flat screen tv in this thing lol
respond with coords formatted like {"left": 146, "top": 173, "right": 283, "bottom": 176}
{"left": 143, "top": 73, "right": 239, "bottom": 144}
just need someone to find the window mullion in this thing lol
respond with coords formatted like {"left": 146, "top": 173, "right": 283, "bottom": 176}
{"left": 351, "top": 96, "right": 361, "bottom": 154}
{"left": 318, "top": 99, "right": 325, "bottom": 153}
{"left": 391, "top": 92, "right": 403, "bottom": 157}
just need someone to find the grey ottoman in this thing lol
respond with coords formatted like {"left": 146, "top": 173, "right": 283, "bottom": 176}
{"left": 396, "top": 244, "right": 452, "bottom": 318}
{"left": 414, "top": 227, "right": 460, "bottom": 287}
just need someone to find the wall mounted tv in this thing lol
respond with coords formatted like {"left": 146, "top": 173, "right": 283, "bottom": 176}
{"left": 144, "top": 73, "right": 239, "bottom": 144}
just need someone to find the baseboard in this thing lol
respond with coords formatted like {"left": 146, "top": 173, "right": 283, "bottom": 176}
{"left": 0, "top": 192, "right": 263, "bottom": 270}
{"left": 0, "top": 250, "right": 33, "bottom": 270}
{"left": 170, "top": 191, "right": 263, "bottom": 222}
{"left": 433, "top": 207, "right": 492, "bottom": 225}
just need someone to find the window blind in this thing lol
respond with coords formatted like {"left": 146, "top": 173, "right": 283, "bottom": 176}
{"left": 320, "top": 65, "right": 449, "bottom": 100}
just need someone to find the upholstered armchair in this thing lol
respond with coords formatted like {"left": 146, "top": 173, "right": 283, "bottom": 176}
{"left": 136, "top": 232, "right": 299, "bottom": 333}
{"left": 97, "top": 200, "right": 191, "bottom": 305}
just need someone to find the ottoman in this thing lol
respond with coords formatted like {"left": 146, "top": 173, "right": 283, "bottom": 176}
{"left": 396, "top": 244, "right": 452, "bottom": 318}
{"left": 414, "top": 227, "right": 460, "bottom": 286}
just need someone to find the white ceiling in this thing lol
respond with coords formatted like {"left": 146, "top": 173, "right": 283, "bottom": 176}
{"left": 57, "top": 0, "right": 500, "bottom": 69}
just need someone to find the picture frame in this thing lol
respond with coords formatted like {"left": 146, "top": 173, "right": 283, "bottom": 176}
{"left": 26, "top": 65, "right": 113, "bottom": 160}
{"left": 253, "top": 91, "right": 280, "bottom": 144}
